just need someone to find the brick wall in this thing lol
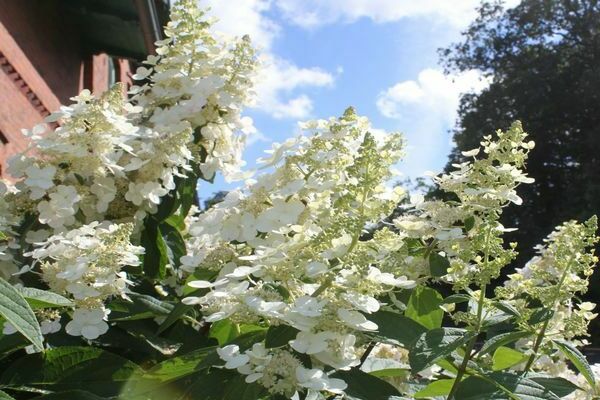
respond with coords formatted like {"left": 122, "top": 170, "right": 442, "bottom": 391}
{"left": 0, "top": 0, "right": 133, "bottom": 177}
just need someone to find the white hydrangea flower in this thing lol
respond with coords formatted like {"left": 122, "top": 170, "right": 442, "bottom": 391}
{"left": 65, "top": 308, "right": 109, "bottom": 340}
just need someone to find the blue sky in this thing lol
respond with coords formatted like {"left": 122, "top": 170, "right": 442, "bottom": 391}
{"left": 198, "top": 0, "right": 506, "bottom": 203}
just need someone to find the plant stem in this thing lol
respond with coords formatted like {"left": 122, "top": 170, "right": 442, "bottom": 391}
{"left": 447, "top": 284, "right": 487, "bottom": 400}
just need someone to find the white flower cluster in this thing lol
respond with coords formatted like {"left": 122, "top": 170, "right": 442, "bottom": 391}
{"left": 0, "top": 0, "right": 256, "bottom": 342}
{"left": 393, "top": 122, "right": 536, "bottom": 288}
{"left": 182, "top": 108, "right": 420, "bottom": 395}
{"left": 27, "top": 222, "right": 143, "bottom": 339}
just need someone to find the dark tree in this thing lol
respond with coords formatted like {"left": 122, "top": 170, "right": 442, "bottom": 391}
{"left": 439, "top": 0, "right": 600, "bottom": 339}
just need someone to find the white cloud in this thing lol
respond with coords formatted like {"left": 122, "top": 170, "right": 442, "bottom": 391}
{"left": 202, "top": 0, "right": 335, "bottom": 119}
{"left": 255, "top": 56, "right": 334, "bottom": 119}
{"left": 275, "top": 0, "right": 521, "bottom": 29}
{"left": 377, "top": 68, "right": 490, "bottom": 123}
{"left": 376, "top": 68, "right": 490, "bottom": 177}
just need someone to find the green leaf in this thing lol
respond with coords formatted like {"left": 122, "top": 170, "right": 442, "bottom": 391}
{"left": 179, "top": 368, "right": 240, "bottom": 400}
{"left": 429, "top": 252, "right": 450, "bottom": 277}
{"left": 367, "top": 310, "right": 427, "bottom": 347}
{"left": 109, "top": 293, "right": 174, "bottom": 321}
{"left": 479, "top": 331, "right": 531, "bottom": 356}
{"left": 453, "top": 376, "right": 505, "bottom": 400}
{"left": 0, "top": 346, "right": 141, "bottom": 397}
{"left": 527, "top": 376, "right": 580, "bottom": 398}
{"left": 492, "top": 301, "right": 521, "bottom": 318}
{"left": 160, "top": 221, "right": 187, "bottom": 268}
{"left": 156, "top": 301, "right": 195, "bottom": 334}
{"left": 369, "top": 368, "right": 409, "bottom": 378}
{"left": 121, "top": 346, "right": 217, "bottom": 398}
{"left": 177, "top": 176, "right": 198, "bottom": 219}
{"left": 141, "top": 219, "right": 169, "bottom": 279}
{"left": 209, "top": 320, "right": 240, "bottom": 346}
{"left": 0, "top": 278, "right": 43, "bottom": 351}
{"left": 333, "top": 368, "right": 401, "bottom": 400}
{"left": 0, "top": 390, "right": 15, "bottom": 400}
{"left": 486, "top": 371, "right": 561, "bottom": 400}
{"left": 265, "top": 324, "right": 299, "bottom": 348}
{"left": 409, "top": 328, "right": 476, "bottom": 372}
{"left": 442, "top": 294, "right": 471, "bottom": 304}
{"left": 553, "top": 339, "right": 596, "bottom": 391}
{"left": 414, "top": 378, "right": 455, "bottom": 398}
{"left": 464, "top": 216, "right": 476, "bottom": 232}
{"left": 492, "top": 346, "right": 527, "bottom": 371}
{"left": 222, "top": 374, "right": 268, "bottom": 400}
{"left": 528, "top": 308, "right": 554, "bottom": 325}
{"left": 405, "top": 286, "right": 444, "bottom": 330}
{"left": 17, "top": 287, "right": 73, "bottom": 309}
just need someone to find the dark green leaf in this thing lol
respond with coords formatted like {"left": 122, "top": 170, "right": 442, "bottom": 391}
{"left": 492, "top": 301, "right": 521, "bottom": 318}
{"left": 442, "top": 294, "right": 471, "bottom": 304}
{"left": 121, "top": 346, "right": 217, "bottom": 398}
{"left": 265, "top": 324, "right": 299, "bottom": 348}
{"left": 429, "top": 252, "right": 450, "bottom": 277}
{"left": 157, "top": 301, "right": 195, "bottom": 334}
{"left": 464, "top": 216, "right": 476, "bottom": 232}
{"left": 0, "top": 278, "right": 43, "bottom": 352}
{"left": 333, "top": 368, "right": 401, "bottom": 400}
{"left": 528, "top": 308, "right": 554, "bottom": 325}
{"left": 553, "top": 339, "right": 596, "bottom": 390}
{"left": 367, "top": 310, "right": 427, "bottom": 347}
{"left": 160, "top": 221, "right": 186, "bottom": 268}
{"left": 0, "top": 346, "right": 141, "bottom": 397}
{"left": 109, "top": 293, "right": 174, "bottom": 321}
{"left": 405, "top": 286, "right": 444, "bottom": 330}
{"left": 486, "top": 371, "right": 561, "bottom": 400}
{"left": 453, "top": 376, "right": 505, "bottom": 400}
{"left": 141, "top": 219, "right": 169, "bottom": 279}
{"left": 409, "top": 328, "right": 476, "bottom": 372}
{"left": 527, "top": 376, "right": 580, "bottom": 398}
{"left": 479, "top": 331, "right": 531, "bottom": 356}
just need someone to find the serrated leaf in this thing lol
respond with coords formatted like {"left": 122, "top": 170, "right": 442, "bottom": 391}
{"left": 414, "top": 378, "right": 455, "bottom": 398}
{"left": 486, "top": 371, "right": 560, "bottom": 400}
{"left": 17, "top": 287, "right": 73, "bottom": 309}
{"left": 479, "top": 331, "right": 531, "bottom": 356}
{"left": 553, "top": 339, "right": 596, "bottom": 391}
{"left": 265, "top": 324, "right": 299, "bottom": 348}
{"left": 0, "top": 346, "right": 140, "bottom": 397}
{"left": 0, "top": 278, "right": 43, "bottom": 352}
{"left": 405, "top": 286, "right": 444, "bottom": 330}
{"left": 429, "top": 252, "right": 450, "bottom": 277}
{"left": 333, "top": 368, "right": 401, "bottom": 400}
{"left": 367, "top": 310, "right": 427, "bottom": 347}
{"left": 492, "top": 346, "right": 527, "bottom": 371}
{"left": 527, "top": 375, "right": 580, "bottom": 398}
{"left": 409, "top": 328, "right": 476, "bottom": 372}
